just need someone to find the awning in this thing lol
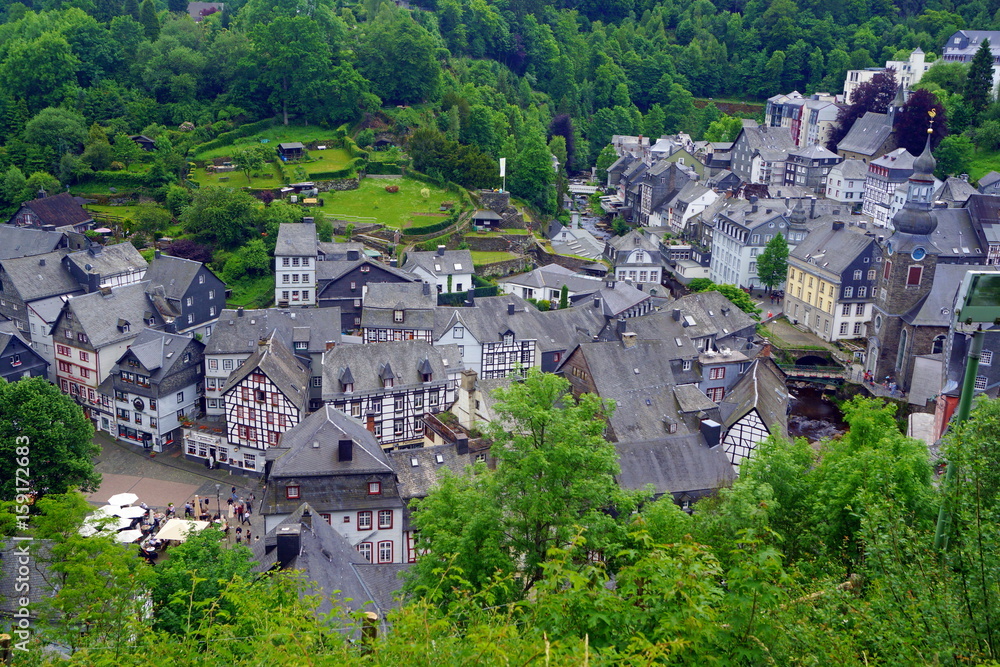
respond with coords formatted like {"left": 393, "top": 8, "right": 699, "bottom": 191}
{"left": 155, "top": 518, "right": 209, "bottom": 542}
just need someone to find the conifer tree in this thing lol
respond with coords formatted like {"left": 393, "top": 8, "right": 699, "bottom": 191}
{"left": 966, "top": 39, "right": 994, "bottom": 122}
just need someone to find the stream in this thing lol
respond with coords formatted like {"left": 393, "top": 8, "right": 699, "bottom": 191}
{"left": 787, "top": 387, "right": 848, "bottom": 442}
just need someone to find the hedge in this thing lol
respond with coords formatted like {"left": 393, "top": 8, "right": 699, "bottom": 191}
{"left": 365, "top": 161, "right": 402, "bottom": 175}
{"left": 311, "top": 156, "right": 366, "bottom": 179}
{"left": 274, "top": 158, "right": 289, "bottom": 184}
{"left": 437, "top": 285, "right": 500, "bottom": 305}
{"left": 403, "top": 217, "right": 457, "bottom": 237}
{"left": 193, "top": 117, "right": 277, "bottom": 156}
{"left": 83, "top": 170, "right": 156, "bottom": 188}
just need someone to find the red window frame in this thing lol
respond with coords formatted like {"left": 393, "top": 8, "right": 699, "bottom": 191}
{"left": 358, "top": 511, "right": 372, "bottom": 530}
{"left": 368, "top": 481, "right": 381, "bottom": 495}
{"left": 709, "top": 367, "right": 725, "bottom": 380}
{"left": 707, "top": 386, "right": 725, "bottom": 402}
{"left": 377, "top": 540, "right": 393, "bottom": 563}
{"left": 378, "top": 509, "right": 393, "bottom": 529}
{"left": 357, "top": 542, "right": 373, "bottom": 563}
{"left": 285, "top": 485, "right": 299, "bottom": 499}
{"left": 907, "top": 266, "right": 922, "bottom": 286}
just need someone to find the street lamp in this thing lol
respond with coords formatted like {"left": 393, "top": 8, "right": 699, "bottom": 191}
{"left": 935, "top": 270, "right": 1000, "bottom": 550}
{"left": 215, "top": 484, "right": 221, "bottom": 521}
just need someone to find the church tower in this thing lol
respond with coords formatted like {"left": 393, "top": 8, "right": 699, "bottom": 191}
{"left": 868, "top": 125, "right": 940, "bottom": 389}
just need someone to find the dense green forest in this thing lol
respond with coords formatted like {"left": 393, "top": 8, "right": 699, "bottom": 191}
{"left": 7, "top": 374, "right": 1000, "bottom": 665}
{"left": 0, "top": 0, "right": 996, "bottom": 219}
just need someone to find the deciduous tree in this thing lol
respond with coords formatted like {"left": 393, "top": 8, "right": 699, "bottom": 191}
{"left": 755, "top": 232, "right": 789, "bottom": 292}
{"left": 0, "top": 377, "right": 98, "bottom": 502}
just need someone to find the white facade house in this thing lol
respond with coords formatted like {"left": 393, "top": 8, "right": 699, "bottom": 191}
{"left": 402, "top": 246, "right": 474, "bottom": 295}
{"left": 274, "top": 222, "right": 318, "bottom": 307}
{"left": 843, "top": 49, "right": 927, "bottom": 103}
{"left": 825, "top": 159, "right": 868, "bottom": 205}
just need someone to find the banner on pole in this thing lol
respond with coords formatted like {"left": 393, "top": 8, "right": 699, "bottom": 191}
{"left": 499, "top": 158, "right": 506, "bottom": 178}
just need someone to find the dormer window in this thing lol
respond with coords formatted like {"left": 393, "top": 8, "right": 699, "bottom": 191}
{"left": 393, "top": 310, "right": 404, "bottom": 323}
{"left": 384, "top": 378, "right": 394, "bottom": 388}
{"left": 360, "top": 265, "right": 370, "bottom": 273}
{"left": 343, "top": 382, "right": 354, "bottom": 393}
{"left": 10, "top": 354, "right": 20, "bottom": 367}
{"left": 422, "top": 373, "right": 432, "bottom": 382}
{"left": 503, "top": 333, "right": 514, "bottom": 345}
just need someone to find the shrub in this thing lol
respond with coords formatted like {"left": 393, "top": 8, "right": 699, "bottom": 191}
{"left": 385, "top": 185, "right": 399, "bottom": 193}
{"left": 110, "top": 161, "right": 125, "bottom": 171}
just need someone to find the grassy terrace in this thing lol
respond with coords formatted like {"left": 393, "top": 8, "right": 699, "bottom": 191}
{"left": 471, "top": 251, "right": 519, "bottom": 265}
{"left": 194, "top": 125, "right": 341, "bottom": 160}
{"left": 314, "top": 178, "right": 454, "bottom": 229}
{"left": 966, "top": 149, "right": 1000, "bottom": 182}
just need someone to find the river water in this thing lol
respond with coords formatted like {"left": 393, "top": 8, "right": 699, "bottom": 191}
{"left": 787, "top": 387, "right": 848, "bottom": 442}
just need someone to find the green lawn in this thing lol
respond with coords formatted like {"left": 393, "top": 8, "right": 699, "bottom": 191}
{"left": 194, "top": 125, "right": 345, "bottom": 160}
{"left": 966, "top": 148, "right": 1000, "bottom": 183}
{"left": 86, "top": 204, "right": 144, "bottom": 219}
{"left": 314, "top": 177, "right": 455, "bottom": 229}
{"left": 227, "top": 275, "right": 275, "bottom": 309}
{"left": 190, "top": 162, "right": 284, "bottom": 188}
{"left": 471, "top": 251, "right": 518, "bottom": 265}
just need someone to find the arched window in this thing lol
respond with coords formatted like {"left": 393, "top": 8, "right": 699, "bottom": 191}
{"left": 896, "top": 328, "right": 908, "bottom": 373}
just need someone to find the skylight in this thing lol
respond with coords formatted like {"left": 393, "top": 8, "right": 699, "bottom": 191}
{"left": 454, "top": 263, "right": 463, "bottom": 270}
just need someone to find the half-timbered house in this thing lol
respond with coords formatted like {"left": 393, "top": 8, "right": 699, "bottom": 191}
{"left": 322, "top": 340, "right": 462, "bottom": 449}
{"left": 99, "top": 330, "right": 204, "bottom": 451}
{"left": 719, "top": 357, "right": 789, "bottom": 470}
{"left": 261, "top": 406, "right": 408, "bottom": 564}
{"left": 62, "top": 243, "right": 147, "bottom": 291}
{"left": 361, "top": 282, "right": 437, "bottom": 343}
{"left": 220, "top": 332, "right": 309, "bottom": 473}
{"left": 316, "top": 253, "right": 419, "bottom": 332}
{"left": 204, "top": 307, "right": 341, "bottom": 416}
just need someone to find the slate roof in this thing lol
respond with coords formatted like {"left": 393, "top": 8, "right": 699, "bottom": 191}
{"left": 967, "top": 193, "right": 1000, "bottom": 247}
{"left": 497, "top": 264, "right": 603, "bottom": 294}
{"left": 870, "top": 147, "right": 916, "bottom": 172}
{"left": 249, "top": 503, "right": 408, "bottom": 620}
{"left": 117, "top": 329, "right": 200, "bottom": 381}
{"left": 903, "top": 265, "right": 1000, "bottom": 327}
{"left": 271, "top": 405, "right": 391, "bottom": 477}
{"left": 322, "top": 340, "right": 461, "bottom": 398}
{"left": 275, "top": 223, "right": 318, "bottom": 257}
{"left": 608, "top": 230, "right": 659, "bottom": 254}
{"left": 206, "top": 308, "right": 341, "bottom": 356}
{"left": 789, "top": 144, "right": 840, "bottom": 161}
{"left": 318, "top": 241, "right": 366, "bottom": 261}
{"left": 832, "top": 159, "right": 870, "bottom": 180}
{"left": 315, "top": 257, "right": 418, "bottom": 283}
{"left": 621, "top": 291, "right": 758, "bottom": 344}
{"left": 936, "top": 177, "right": 978, "bottom": 205}
{"left": 18, "top": 192, "right": 93, "bottom": 228}
{"left": 978, "top": 171, "right": 1000, "bottom": 190}
{"left": 0, "top": 226, "right": 64, "bottom": 260}
{"left": 402, "top": 249, "right": 474, "bottom": 278}
{"left": 925, "top": 207, "right": 987, "bottom": 262}
{"left": 26, "top": 293, "right": 71, "bottom": 323}
{"left": 566, "top": 340, "right": 720, "bottom": 444}
{"left": 65, "top": 243, "right": 146, "bottom": 279}
{"left": 361, "top": 282, "right": 437, "bottom": 331}
{"left": 0, "top": 540, "right": 53, "bottom": 619}
{"left": 585, "top": 281, "right": 652, "bottom": 317}
{"left": 387, "top": 442, "right": 482, "bottom": 500}
{"left": 144, "top": 254, "right": 215, "bottom": 301}
{"left": 64, "top": 282, "right": 162, "bottom": 348}
{"left": 221, "top": 332, "right": 310, "bottom": 411}
{"left": 0, "top": 250, "right": 78, "bottom": 302}
{"left": 719, "top": 357, "right": 789, "bottom": 438}
{"left": 278, "top": 142, "right": 305, "bottom": 150}
{"left": 735, "top": 122, "right": 797, "bottom": 158}
{"left": 615, "top": 436, "right": 735, "bottom": 498}
{"left": 790, "top": 223, "right": 877, "bottom": 276}
{"left": 837, "top": 112, "right": 893, "bottom": 156}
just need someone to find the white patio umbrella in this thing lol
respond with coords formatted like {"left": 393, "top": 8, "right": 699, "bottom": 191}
{"left": 114, "top": 506, "right": 148, "bottom": 519}
{"left": 114, "top": 517, "right": 133, "bottom": 531}
{"left": 79, "top": 509, "right": 118, "bottom": 537}
{"left": 116, "top": 529, "right": 144, "bottom": 544}
{"left": 155, "top": 518, "right": 209, "bottom": 542}
{"left": 107, "top": 493, "right": 139, "bottom": 507}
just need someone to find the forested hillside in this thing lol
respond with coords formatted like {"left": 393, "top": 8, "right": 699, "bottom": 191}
{"left": 0, "top": 0, "right": 991, "bottom": 217}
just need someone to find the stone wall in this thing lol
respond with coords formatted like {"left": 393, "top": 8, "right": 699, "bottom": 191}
{"left": 317, "top": 178, "right": 360, "bottom": 192}
{"left": 475, "top": 189, "right": 528, "bottom": 231}
{"left": 474, "top": 257, "right": 533, "bottom": 278}
{"left": 528, "top": 246, "right": 594, "bottom": 273}
{"left": 464, "top": 234, "right": 533, "bottom": 253}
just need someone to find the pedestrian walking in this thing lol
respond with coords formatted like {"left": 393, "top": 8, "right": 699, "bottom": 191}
{"left": 167, "top": 503, "right": 176, "bottom": 518}
{"left": 235, "top": 526, "right": 243, "bottom": 544}
{"left": 245, "top": 497, "right": 253, "bottom": 514}
{"left": 236, "top": 503, "right": 244, "bottom": 524}
{"left": 244, "top": 504, "right": 252, "bottom": 524}
{"left": 245, "top": 530, "right": 252, "bottom": 543}
{"left": 184, "top": 502, "right": 193, "bottom": 519}
{"left": 228, "top": 502, "right": 235, "bottom": 520}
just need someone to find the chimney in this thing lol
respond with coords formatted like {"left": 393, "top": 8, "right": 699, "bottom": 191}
{"left": 622, "top": 332, "right": 637, "bottom": 349}
{"left": 303, "top": 216, "right": 314, "bottom": 224}
{"left": 346, "top": 249, "right": 359, "bottom": 261}
{"left": 422, "top": 282, "right": 430, "bottom": 296}
{"left": 751, "top": 204, "right": 758, "bottom": 213}
{"left": 365, "top": 411, "right": 376, "bottom": 434}
{"left": 832, "top": 221, "right": 845, "bottom": 231}
{"left": 636, "top": 282, "right": 643, "bottom": 291}
{"left": 275, "top": 524, "right": 301, "bottom": 569}
{"left": 37, "top": 189, "right": 46, "bottom": 199}
{"left": 507, "top": 303, "right": 515, "bottom": 315}
{"left": 88, "top": 244, "right": 103, "bottom": 256}
{"left": 961, "top": 173, "right": 969, "bottom": 182}
{"left": 616, "top": 317, "right": 626, "bottom": 336}
{"left": 592, "top": 297, "right": 601, "bottom": 309}
{"left": 389, "top": 258, "right": 397, "bottom": 268}
{"left": 810, "top": 197, "right": 817, "bottom": 219}
{"left": 672, "top": 308, "right": 681, "bottom": 321}
{"left": 164, "top": 322, "right": 177, "bottom": 333}
{"left": 338, "top": 438, "right": 353, "bottom": 462}
{"left": 301, "top": 507, "right": 312, "bottom": 530}
{"left": 38, "top": 258, "right": 45, "bottom": 267}
{"left": 465, "top": 288, "right": 475, "bottom": 307}
{"left": 237, "top": 307, "right": 244, "bottom": 317}
{"left": 325, "top": 341, "right": 336, "bottom": 351}
{"left": 436, "top": 245, "right": 446, "bottom": 256}
{"left": 456, "top": 437, "right": 469, "bottom": 455}
{"left": 700, "top": 419, "right": 722, "bottom": 448}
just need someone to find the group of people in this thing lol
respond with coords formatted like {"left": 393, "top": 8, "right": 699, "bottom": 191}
{"left": 861, "top": 371, "right": 903, "bottom": 397}
{"left": 227, "top": 487, "right": 255, "bottom": 526}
